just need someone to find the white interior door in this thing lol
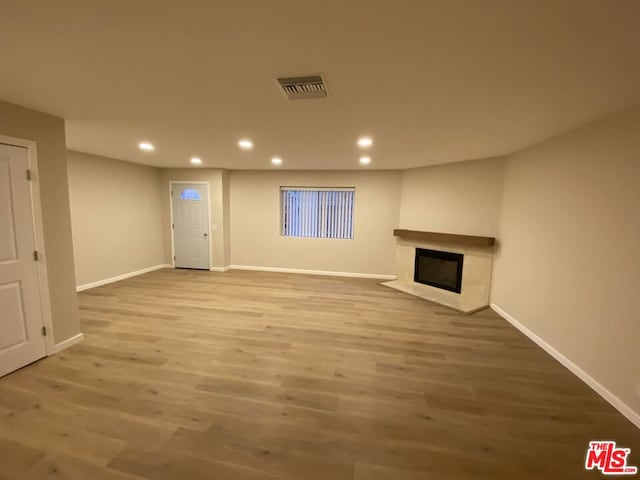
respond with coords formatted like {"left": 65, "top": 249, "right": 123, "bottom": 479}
{"left": 172, "top": 183, "right": 210, "bottom": 270}
{"left": 0, "top": 144, "right": 46, "bottom": 377}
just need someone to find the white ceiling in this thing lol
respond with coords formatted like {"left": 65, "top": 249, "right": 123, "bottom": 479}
{"left": 1, "top": 0, "right": 639, "bottom": 170}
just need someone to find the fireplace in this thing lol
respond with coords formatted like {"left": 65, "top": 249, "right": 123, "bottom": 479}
{"left": 414, "top": 248, "right": 464, "bottom": 294}
{"left": 385, "top": 230, "right": 494, "bottom": 313}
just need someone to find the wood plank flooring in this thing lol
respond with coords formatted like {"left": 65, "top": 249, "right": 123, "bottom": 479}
{"left": 0, "top": 268, "right": 638, "bottom": 479}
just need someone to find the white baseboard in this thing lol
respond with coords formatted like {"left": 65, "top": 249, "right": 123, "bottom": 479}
{"left": 50, "top": 333, "right": 84, "bottom": 355}
{"left": 76, "top": 264, "right": 172, "bottom": 292}
{"left": 491, "top": 303, "right": 640, "bottom": 429}
{"left": 228, "top": 264, "right": 396, "bottom": 280}
{"left": 209, "top": 266, "right": 231, "bottom": 272}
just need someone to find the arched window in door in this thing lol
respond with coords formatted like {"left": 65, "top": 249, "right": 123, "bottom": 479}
{"left": 180, "top": 188, "right": 201, "bottom": 201}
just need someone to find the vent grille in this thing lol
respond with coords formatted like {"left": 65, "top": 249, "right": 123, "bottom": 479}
{"left": 277, "top": 75, "right": 327, "bottom": 100}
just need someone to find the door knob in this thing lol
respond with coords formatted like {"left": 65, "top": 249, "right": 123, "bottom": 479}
{"left": 204, "top": 232, "right": 208, "bottom": 237}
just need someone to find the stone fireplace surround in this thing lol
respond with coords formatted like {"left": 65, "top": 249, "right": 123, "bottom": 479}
{"left": 383, "top": 229, "right": 496, "bottom": 314}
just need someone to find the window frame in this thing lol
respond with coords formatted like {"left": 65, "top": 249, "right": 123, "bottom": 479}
{"left": 280, "top": 186, "right": 356, "bottom": 240}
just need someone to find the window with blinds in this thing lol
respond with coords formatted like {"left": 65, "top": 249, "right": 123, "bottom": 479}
{"left": 281, "top": 187, "right": 355, "bottom": 239}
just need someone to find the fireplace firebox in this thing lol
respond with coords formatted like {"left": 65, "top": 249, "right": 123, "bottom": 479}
{"left": 414, "top": 248, "right": 464, "bottom": 294}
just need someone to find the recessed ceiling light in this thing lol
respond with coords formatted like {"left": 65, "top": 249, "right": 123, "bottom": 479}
{"left": 238, "top": 139, "right": 253, "bottom": 150}
{"left": 357, "top": 137, "right": 373, "bottom": 148}
{"left": 190, "top": 157, "right": 202, "bottom": 165}
{"left": 271, "top": 157, "right": 283, "bottom": 166}
{"left": 359, "top": 156, "right": 371, "bottom": 165}
{"left": 138, "top": 141, "right": 155, "bottom": 152}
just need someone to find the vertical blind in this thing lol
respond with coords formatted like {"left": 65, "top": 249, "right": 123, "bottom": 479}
{"left": 281, "top": 187, "right": 355, "bottom": 239}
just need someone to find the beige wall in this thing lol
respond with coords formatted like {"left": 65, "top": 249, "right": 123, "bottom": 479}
{"left": 160, "top": 169, "right": 229, "bottom": 269}
{"left": 229, "top": 170, "right": 401, "bottom": 276}
{"left": 398, "top": 157, "right": 505, "bottom": 237}
{"left": 0, "top": 101, "right": 79, "bottom": 344}
{"left": 67, "top": 151, "right": 166, "bottom": 286}
{"left": 492, "top": 105, "right": 640, "bottom": 417}
{"left": 222, "top": 170, "right": 231, "bottom": 266}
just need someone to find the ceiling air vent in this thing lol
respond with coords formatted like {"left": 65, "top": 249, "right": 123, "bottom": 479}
{"left": 276, "top": 75, "right": 327, "bottom": 100}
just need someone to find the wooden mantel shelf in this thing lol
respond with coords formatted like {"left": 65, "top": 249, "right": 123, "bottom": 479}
{"left": 393, "top": 229, "right": 496, "bottom": 247}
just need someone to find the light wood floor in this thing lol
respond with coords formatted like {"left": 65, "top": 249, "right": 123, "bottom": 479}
{"left": 1, "top": 269, "right": 638, "bottom": 479}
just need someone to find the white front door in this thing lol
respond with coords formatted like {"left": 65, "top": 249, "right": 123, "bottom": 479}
{"left": 0, "top": 144, "right": 47, "bottom": 377}
{"left": 172, "top": 183, "right": 210, "bottom": 270}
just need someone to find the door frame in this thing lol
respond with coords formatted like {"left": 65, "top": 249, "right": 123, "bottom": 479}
{"left": 0, "top": 134, "right": 55, "bottom": 355}
{"left": 168, "top": 181, "right": 212, "bottom": 270}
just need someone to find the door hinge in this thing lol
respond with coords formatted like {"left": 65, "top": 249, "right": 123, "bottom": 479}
{"left": 173, "top": 255, "right": 176, "bottom": 260}
{"left": 172, "top": 223, "right": 174, "bottom": 229}
{"left": 41, "top": 326, "right": 47, "bottom": 336}
{"left": 33, "top": 250, "right": 39, "bottom": 261}
{"left": 26, "top": 169, "right": 33, "bottom": 181}
{"left": 171, "top": 190, "right": 173, "bottom": 196}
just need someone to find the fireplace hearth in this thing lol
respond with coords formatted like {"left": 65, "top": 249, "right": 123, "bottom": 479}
{"left": 383, "top": 229, "right": 496, "bottom": 314}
